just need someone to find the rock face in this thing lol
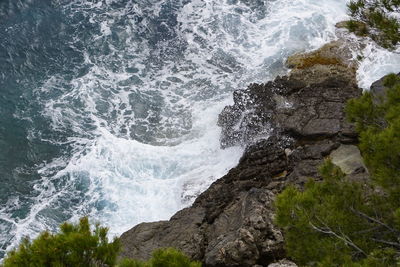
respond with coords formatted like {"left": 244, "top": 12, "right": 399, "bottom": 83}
{"left": 119, "top": 40, "right": 365, "bottom": 266}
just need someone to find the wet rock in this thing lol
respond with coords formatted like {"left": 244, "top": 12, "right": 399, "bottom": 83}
{"left": 219, "top": 43, "right": 360, "bottom": 148}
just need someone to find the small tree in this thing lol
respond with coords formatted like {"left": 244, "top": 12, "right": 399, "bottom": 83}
{"left": 2, "top": 217, "right": 120, "bottom": 267}
{"left": 275, "top": 161, "right": 375, "bottom": 265}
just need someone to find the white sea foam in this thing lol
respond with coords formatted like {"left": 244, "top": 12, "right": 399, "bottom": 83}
{"left": 2, "top": 0, "right": 359, "bottom": 256}
{"left": 357, "top": 43, "right": 400, "bottom": 90}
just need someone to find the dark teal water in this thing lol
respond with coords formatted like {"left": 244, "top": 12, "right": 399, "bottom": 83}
{"left": 0, "top": 1, "right": 89, "bottom": 256}
{"left": 0, "top": 0, "right": 353, "bottom": 260}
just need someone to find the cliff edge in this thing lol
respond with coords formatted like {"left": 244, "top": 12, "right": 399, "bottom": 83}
{"left": 119, "top": 38, "right": 367, "bottom": 266}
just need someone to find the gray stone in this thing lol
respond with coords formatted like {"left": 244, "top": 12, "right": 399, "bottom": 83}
{"left": 268, "top": 259, "right": 298, "bottom": 267}
{"left": 330, "top": 145, "right": 366, "bottom": 174}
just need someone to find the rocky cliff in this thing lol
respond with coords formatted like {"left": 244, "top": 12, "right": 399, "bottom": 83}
{"left": 119, "top": 38, "right": 368, "bottom": 266}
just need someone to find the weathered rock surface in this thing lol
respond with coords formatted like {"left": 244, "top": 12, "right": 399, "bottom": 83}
{"left": 330, "top": 145, "right": 365, "bottom": 175}
{"left": 268, "top": 259, "right": 298, "bottom": 267}
{"left": 119, "top": 40, "right": 365, "bottom": 266}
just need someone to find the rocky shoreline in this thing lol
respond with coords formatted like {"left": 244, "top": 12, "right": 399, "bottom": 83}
{"left": 119, "top": 33, "right": 372, "bottom": 266}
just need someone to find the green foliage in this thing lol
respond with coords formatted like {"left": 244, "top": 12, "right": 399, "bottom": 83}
{"left": 345, "top": 92, "right": 385, "bottom": 132}
{"left": 276, "top": 74, "right": 400, "bottom": 266}
{"left": 116, "top": 248, "right": 201, "bottom": 267}
{"left": 346, "top": 0, "right": 400, "bottom": 49}
{"left": 118, "top": 258, "right": 147, "bottom": 267}
{"left": 346, "top": 20, "right": 369, "bottom": 36}
{"left": 2, "top": 217, "right": 120, "bottom": 267}
{"left": 1, "top": 218, "right": 201, "bottom": 267}
{"left": 347, "top": 74, "right": 400, "bottom": 201}
{"left": 150, "top": 248, "right": 201, "bottom": 267}
{"left": 275, "top": 161, "right": 374, "bottom": 265}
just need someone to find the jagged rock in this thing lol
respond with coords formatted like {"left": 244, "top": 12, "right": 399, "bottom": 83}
{"left": 203, "top": 189, "right": 284, "bottom": 266}
{"left": 119, "top": 40, "right": 364, "bottom": 266}
{"left": 219, "top": 41, "right": 359, "bottom": 149}
{"left": 119, "top": 207, "right": 206, "bottom": 261}
{"left": 120, "top": 138, "right": 289, "bottom": 266}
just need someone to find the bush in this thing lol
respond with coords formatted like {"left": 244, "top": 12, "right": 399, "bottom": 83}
{"left": 275, "top": 161, "right": 375, "bottom": 266}
{"left": 2, "top": 217, "right": 120, "bottom": 267}
{"left": 118, "top": 248, "right": 201, "bottom": 267}
{"left": 150, "top": 248, "right": 201, "bottom": 267}
{"left": 346, "top": 73, "right": 400, "bottom": 201}
{"left": 346, "top": 0, "right": 400, "bottom": 49}
{"left": 275, "top": 73, "right": 400, "bottom": 266}
{"left": 1, "top": 218, "right": 201, "bottom": 267}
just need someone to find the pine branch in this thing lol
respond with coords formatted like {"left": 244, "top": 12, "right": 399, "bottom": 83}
{"left": 350, "top": 207, "right": 400, "bottom": 234}
{"left": 371, "top": 238, "right": 400, "bottom": 248}
{"left": 309, "top": 219, "right": 367, "bottom": 256}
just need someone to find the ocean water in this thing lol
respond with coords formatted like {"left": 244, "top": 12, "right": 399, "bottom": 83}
{"left": 0, "top": 0, "right": 398, "bottom": 260}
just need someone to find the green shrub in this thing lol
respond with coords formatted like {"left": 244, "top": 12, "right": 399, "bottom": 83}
{"left": 118, "top": 258, "right": 147, "bottom": 267}
{"left": 117, "top": 248, "right": 201, "bottom": 267}
{"left": 150, "top": 248, "right": 201, "bottom": 267}
{"left": 1, "top": 218, "right": 201, "bottom": 267}
{"left": 276, "top": 73, "right": 400, "bottom": 266}
{"left": 346, "top": 73, "right": 400, "bottom": 201}
{"left": 2, "top": 217, "right": 120, "bottom": 267}
{"left": 346, "top": 0, "right": 400, "bottom": 49}
{"left": 275, "top": 161, "right": 374, "bottom": 266}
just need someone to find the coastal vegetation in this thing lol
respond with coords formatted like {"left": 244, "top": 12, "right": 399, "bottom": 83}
{"left": 1, "top": 218, "right": 200, "bottom": 267}
{"left": 118, "top": 248, "right": 201, "bottom": 267}
{"left": 346, "top": 0, "right": 400, "bottom": 48}
{"left": 275, "top": 74, "right": 400, "bottom": 266}
{"left": 1, "top": 217, "right": 120, "bottom": 267}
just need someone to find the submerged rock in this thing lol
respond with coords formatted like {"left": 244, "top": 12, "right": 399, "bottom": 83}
{"left": 119, "top": 40, "right": 365, "bottom": 266}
